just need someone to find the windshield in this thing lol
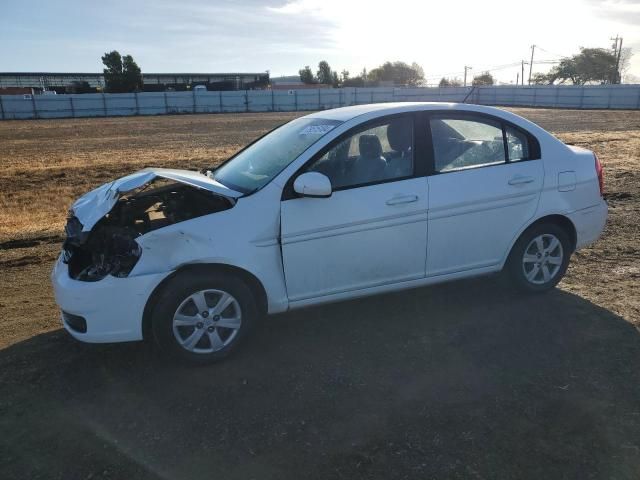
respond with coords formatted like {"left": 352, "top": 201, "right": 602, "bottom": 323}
{"left": 213, "top": 117, "right": 343, "bottom": 193}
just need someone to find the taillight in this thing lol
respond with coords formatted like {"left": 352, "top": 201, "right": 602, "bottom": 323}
{"left": 595, "top": 153, "right": 604, "bottom": 196}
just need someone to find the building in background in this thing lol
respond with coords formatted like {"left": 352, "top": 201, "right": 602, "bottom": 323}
{"left": 0, "top": 72, "right": 270, "bottom": 94}
{"left": 270, "top": 75, "right": 332, "bottom": 90}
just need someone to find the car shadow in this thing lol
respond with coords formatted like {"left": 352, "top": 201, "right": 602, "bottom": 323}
{"left": 2, "top": 278, "right": 640, "bottom": 480}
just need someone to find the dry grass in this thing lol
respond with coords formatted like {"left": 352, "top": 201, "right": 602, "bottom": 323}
{"left": 0, "top": 112, "right": 300, "bottom": 241}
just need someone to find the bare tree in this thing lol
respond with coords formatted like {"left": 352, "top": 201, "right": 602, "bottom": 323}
{"left": 619, "top": 47, "right": 634, "bottom": 83}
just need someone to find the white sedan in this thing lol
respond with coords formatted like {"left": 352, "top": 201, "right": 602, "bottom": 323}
{"left": 52, "top": 103, "right": 607, "bottom": 363}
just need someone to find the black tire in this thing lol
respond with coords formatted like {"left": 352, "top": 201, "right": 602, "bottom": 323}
{"left": 151, "top": 270, "right": 257, "bottom": 364}
{"left": 507, "top": 223, "right": 572, "bottom": 293}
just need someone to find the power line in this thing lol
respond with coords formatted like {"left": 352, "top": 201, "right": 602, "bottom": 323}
{"left": 536, "top": 46, "right": 569, "bottom": 59}
{"left": 422, "top": 56, "right": 560, "bottom": 84}
{"left": 423, "top": 62, "right": 523, "bottom": 81}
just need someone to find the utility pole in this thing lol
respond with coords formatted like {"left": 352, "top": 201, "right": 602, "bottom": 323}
{"left": 464, "top": 65, "right": 472, "bottom": 87}
{"left": 521, "top": 60, "right": 527, "bottom": 86}
{"left": 611, "top": 35, "right": 623, "bottom": 83}
{"left": 616, "top": 37, "right": 623, "bottom": 83}
{"left": 516, "top": 72, "right": 520, "bottom": 85}
{"left": 528, "top": 45, "right": 536, "bottom": 85}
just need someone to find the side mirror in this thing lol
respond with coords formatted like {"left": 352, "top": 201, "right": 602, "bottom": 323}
{"left": 293, "top": 172, "right": 332, "bottom": 198}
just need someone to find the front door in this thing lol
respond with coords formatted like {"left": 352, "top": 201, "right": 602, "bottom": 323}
{"left": 280, "top": 115, "right": 429, "bottom": 302}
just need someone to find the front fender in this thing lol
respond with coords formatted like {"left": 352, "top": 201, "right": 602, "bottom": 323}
{"left": 129, "top": 190, "right": 288, "bottom": 314}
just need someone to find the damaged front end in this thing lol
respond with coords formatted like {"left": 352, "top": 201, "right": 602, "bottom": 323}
{"left": 63, "top": 214, "right": 143, "bottom": 281}
{"left": 62, "top": 169, "right": 240, "bottom": 282}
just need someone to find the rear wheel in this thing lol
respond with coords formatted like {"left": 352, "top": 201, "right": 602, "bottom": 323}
{"left": 507, "top": 223, "right": 571, "bottom": 293}
{"left": 151, "top": 271, "right": 257, "bottom": 364}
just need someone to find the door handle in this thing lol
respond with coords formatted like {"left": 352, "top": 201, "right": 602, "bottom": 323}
{"left": 386, "top": 194, "right": 418, "bottom": 206}
{"left": 508, "top": 175, "right": 535, "bottom": 185}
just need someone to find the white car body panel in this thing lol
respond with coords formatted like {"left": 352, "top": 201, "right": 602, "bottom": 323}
{"left": 51, "top": 102, "right": 608, "bottom": 344}
{"left": 129, "top": 181, "right": 288, "bottom": 313}
{"left": 427, "top": 160, "right": 543, "bottom": 275}
{"left": 52, "top": 259, "right": 166, "bottom": 342}
{"left": 281, "top": 177, "right": 429, "bottom": 301}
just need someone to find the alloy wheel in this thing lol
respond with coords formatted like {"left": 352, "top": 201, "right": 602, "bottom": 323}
{"left": 172, "top": 289, "right": 242, "bottom": 353}
{"left": 521, "top": 233, "right": 564, "bottom": 285}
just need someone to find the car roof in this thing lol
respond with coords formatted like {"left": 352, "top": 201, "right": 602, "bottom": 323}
{"left": 305, "top": 102, "right": 508, "bottom": 122}
{"left": 304, "top": 102, "right": 553, "bottom": 142}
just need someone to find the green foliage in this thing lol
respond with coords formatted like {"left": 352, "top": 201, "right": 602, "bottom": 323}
{"left": 298, "top": 66, "right": 316, "bottom": 84}
{"left": 439, "top": 77, "right": 462, "bottom": 87}
{"left": 531, "top": 73, "right": 551, "bottom": 85}
{"left": 299, "top": 61, "right": 340, "bottom": 86}
{"left": 538, "top": 48, "right": 618, "bottom": 85}
{"left": 331, "top": 71, "right": 340, "bottom": 88}
{"left": 297, "top": 60, "right": 424, "bottom": 88}
{"left": 101, "top": 50, "right": 143, "bottom": 93}
{"left": 342, "top": 76, "right": 365, "bottom": 87}
{"left": 317, "top": 60, "right": 333, "bottom": 85}
{"left": 367, "top": 61, "right": 424, "bottom": 86}
{"left": 66, "top": 81, "right": 95, "bottom": 94}
{"left": 122, "top": 55, "right": 142, "bottom": 91}
{"left": 472, "top": 72, "right": 494, "bottom": 86}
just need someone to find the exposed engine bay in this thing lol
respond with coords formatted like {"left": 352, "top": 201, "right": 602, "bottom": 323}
{"left": 63, "top": 180, "right": 233, "bottom": 281}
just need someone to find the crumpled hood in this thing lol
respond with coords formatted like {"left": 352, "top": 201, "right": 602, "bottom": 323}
{"left": 71, "top": 168, "right": 242, "bottom": 232}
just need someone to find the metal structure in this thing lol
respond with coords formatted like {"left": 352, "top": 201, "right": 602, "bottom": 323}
{"left": 1, "top": 84, "right": 639, "bottom": 120}
{"left": 0, "top": 72, "right": 270, "bottom": 92}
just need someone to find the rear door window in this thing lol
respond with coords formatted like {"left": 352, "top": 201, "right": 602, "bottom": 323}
{"left": 506, "top": 126, "right": 530, "bottom": 162}
{"left": 430, "top": 116, "right": 505, "bottom": 172}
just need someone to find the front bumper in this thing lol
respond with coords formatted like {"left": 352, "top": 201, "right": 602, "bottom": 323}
{"left": 568, "top": 199, "right": 608, "bottom": 250}
{"left": 51, "top": 256, "right": 168, "bottom": 343}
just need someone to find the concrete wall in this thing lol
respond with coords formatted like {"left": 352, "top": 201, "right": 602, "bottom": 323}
{"left": 1, "top": 85, "right": 639, "bottom": 120}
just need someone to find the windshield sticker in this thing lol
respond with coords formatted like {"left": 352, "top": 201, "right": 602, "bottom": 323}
{"left": 300, "top": 124, "right": 336, "bottom": 135}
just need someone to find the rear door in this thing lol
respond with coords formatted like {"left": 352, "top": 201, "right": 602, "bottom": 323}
{"left": 425, "top": 112, "right": 544, "bottom": 276}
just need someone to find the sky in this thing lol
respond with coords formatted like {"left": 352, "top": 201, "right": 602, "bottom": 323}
{"left": 1, "top": 0, "right": 639, "bottom": 84}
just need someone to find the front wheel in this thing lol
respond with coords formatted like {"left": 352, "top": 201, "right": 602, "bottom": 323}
{"left": 507, "top": 223, "right": 572, "bottom": 293}
{"left": 151, "top": 271, "right": 257, "bottom": 364}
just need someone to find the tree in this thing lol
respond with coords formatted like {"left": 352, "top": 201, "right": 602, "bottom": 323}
{"left": 367, "top": 61, "right": 424, "bottom": 86}
{"left": 342, "top": 76, "right": 365, "bottom": 87}
{"left": 531, "top": 72, "right": 551, "bottom": 85}
{"left": 298, "top": 66, "right": 316, "bottom": 84}
{"left": 411, "top": 62, "right": 425, "bottom": 85}
{"left": 317, "top": 60, "right": 333, "bottom": 85}
{"left": 361, "top": 68, "right": 368, "bottom": 86}
{"left": 331, "top": 71, "right": 340, "bottom": 88}
{"left": 538, "top": 48, "right": 618, "bottom": 85}
{"left": 439, "top": 77, "right": 462, "bottom": 87}
{"left": 619, "top": 47, "right": 634, "bottom": 83}
{"left": 66, "top": 81, "right": 95, "bottom": 94}
{"left": 341, "top": 70, "right": 350, "bottom": 82}
{"left": 472, "top": 72, "right": 494, "bottom": 86}
{"left": 122, "top": 55, "right": 142, "bottom": 91}
{"left": 101, "top": 50, "right": 142, "bottom": 93}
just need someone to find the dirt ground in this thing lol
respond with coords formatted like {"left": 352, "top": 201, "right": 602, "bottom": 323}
{"left": 1, "top": 108, "right": 639, "bottom": 479}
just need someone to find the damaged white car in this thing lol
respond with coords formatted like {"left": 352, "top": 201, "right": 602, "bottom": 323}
{"left": 52, "top": 103, "right": 607, "bottom": 363}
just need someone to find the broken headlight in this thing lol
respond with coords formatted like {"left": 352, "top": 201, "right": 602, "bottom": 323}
{"left": 63, "top": 180, "right": 232, "bottom": 282}
{"left": 63, "top": 218, "right": 143, "bottom": 282}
